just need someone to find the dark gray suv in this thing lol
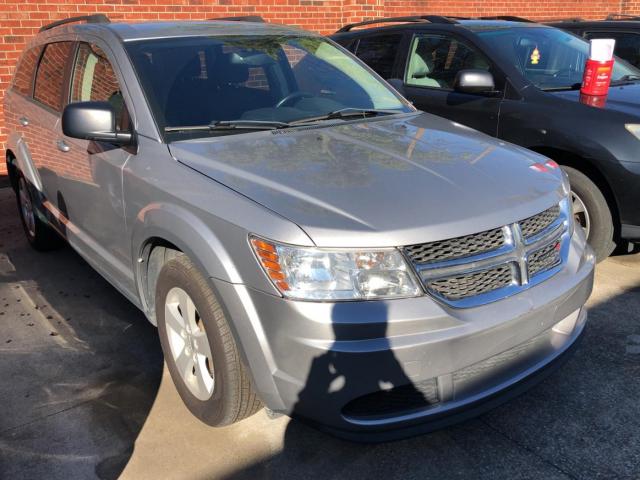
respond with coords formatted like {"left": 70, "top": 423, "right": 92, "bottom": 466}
{"left": 4, "top": 15, "right": 594, "bottom": 440}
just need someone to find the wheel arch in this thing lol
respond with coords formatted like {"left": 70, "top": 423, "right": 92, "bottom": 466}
{"left": 132, "top": 210, "right": 281, "bottom": 408}
{"left": 527, "top": 146, "right": 621, "bottom": 237}
{"left": 6, "top": 132, "right": 42, "bottom": 192}
{"left": 5, "top": 150, "right": 19, "bottom": 191}
{"left": 131, "top": 203, "right": 243, "bottom": 325}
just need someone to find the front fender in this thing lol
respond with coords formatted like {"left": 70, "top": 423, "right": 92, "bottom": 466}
{"left": 130, "top": 203, "right": 285, "bottom": 407}
{"left": 131, "top": 201, "right": 243, "bottom": 288}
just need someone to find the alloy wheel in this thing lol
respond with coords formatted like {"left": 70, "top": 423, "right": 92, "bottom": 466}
{"left": 571, "top": 190, "right": 591, "bottom": 239}
{"left": 164, "top": 287, "right": 215, "bottom": 401}
{"left": 18, "top": 177, "right": 36, "bottom": 238}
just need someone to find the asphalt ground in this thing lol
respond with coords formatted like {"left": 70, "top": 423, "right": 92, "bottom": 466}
{"left": 0, "top": 183, "right": 639, "bottom": 480}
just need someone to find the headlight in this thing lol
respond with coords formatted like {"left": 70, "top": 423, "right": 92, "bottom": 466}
{"left": 250, "top": 237, "right": 422, "bottom": 301}
{"left": 625, "top": 124, "right": 640, "bottom": 141}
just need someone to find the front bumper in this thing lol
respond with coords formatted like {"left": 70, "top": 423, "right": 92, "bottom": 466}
{"left": 214, "top": 230, "right": 594, "bottom": 441}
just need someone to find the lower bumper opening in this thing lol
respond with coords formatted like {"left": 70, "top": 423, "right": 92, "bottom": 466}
{"left": 340, "top": 309, "right": 584, "bottom": 426}
{"left": 342, "top": 379, "right": 440, "bottom": 420}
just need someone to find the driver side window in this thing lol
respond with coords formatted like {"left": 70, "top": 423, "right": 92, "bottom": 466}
{"left": 70, "top": 43, "right": 131, "bottom": 132}
{"left": 406, "top": 34, "right": 490, "bottom": 90}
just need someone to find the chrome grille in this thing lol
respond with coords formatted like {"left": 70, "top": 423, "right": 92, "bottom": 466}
{"left": 404, "top": 227, "right": 504, "bottom": 264}
{"left": 407, "top": 201, "right": 568, "bottom": 307}
{"left": 427, "top": 264, "right": 513, "bottom": 301}
{"left": 528, "top": 240, "right": 562, "bottom": 276}
{"left": 520, "top": 205, "right": 560, "bottom": 239}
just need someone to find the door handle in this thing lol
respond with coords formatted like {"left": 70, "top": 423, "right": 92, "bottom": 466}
{"left": 19, "top": 116, "right": 29, "bottom": 126}
{"left": 56, "top": 140, "right": 70, "bottom": 153}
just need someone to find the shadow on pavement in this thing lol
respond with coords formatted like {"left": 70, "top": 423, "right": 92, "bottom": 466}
{"left": 0, "top": 187, "right": 164, "bottom": 480}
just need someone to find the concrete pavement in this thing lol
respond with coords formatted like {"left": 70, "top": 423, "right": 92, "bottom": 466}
{"left": 1, "top": 185, "right": 639, "bottom": 479}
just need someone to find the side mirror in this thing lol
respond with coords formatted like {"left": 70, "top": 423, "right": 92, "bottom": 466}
{"left": 62, "top": 101, "right": 133, "bottom": 145}
{"left": 453, "top": 69, "right": 496, "bottom": 94}
{"left": 386, "top": 78, "right": 406, "bottom": 96}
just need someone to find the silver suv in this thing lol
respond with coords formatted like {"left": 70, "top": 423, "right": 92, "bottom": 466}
{"left": 4, "top": 15, "right": 595, "bottom": 441}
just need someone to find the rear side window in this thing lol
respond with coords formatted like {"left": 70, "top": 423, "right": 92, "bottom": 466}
{"left": 354, "top": 34, "right": 403, "bottom": 79}
{"left": 12, "top": 46, "right": 42, "bottom": 97}
{"left": 70, "top": 43, "right": 130, "bottom": 131}
{"left": 34, "top": 41, "right": 74, "bottom": 112}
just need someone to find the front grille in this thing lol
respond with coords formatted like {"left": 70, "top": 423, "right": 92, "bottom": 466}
{"left": 342, "top": 378, "right": 439, "bottom": 419}
{"left": 528, "top": 240, "right": 562, "bottom": 276}
{"left": 406, "top": 202, "right": 566, "bottom": 306}
{"left": 404, "top": 227, "right": 504, "bottom": 264}
{"left": 427, "top": 264, "right": 513, "bottom": 301}
{"left": 520, "top": 205, "right": 560, "bottom": 239}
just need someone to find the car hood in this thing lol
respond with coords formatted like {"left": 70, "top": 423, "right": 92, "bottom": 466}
{"left": 169, "top": 113, "right": 565, "bottom": 248}
{"left": 549, "top": 82, "right": 640, "bottom": 117}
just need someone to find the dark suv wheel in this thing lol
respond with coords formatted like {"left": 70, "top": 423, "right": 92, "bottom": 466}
{"left": 562, "top": 166, "right": 615, "bottom": 262}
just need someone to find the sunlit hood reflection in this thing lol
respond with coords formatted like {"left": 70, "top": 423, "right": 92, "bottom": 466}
{"left": 169, "top": 113, "right": 564, "bottom": 247}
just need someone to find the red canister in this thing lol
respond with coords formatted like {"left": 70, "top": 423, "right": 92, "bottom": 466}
{"left": 581, "top": 59, "right": 615, "bottom": 96}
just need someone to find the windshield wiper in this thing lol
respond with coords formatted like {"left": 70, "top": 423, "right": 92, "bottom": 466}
{"left": 164, "top": 109, "right": 402, "bottom": 133}
{"left": 288, "top": 108, "right": 401, "bottom": 125}
{"left": 610, "top": 74, "right": 640, "bottom": 85}
{"left": 542, "top": 83, "right": 582, "bottom": 92}
{"left": 165, "top": 119, "right": 293, "bottom": 132}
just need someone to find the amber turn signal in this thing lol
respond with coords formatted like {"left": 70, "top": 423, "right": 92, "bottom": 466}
{"left": 250, "top": 237, "right": 290, "bottom": 291}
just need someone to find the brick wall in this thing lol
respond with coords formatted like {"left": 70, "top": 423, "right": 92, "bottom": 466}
{"left": 2, "top": 0, "right": 640, "bottom": 175}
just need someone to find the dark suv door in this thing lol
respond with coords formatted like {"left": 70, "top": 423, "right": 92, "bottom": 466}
{"left": 400, "top": 32, "right": 503, "bottom": 136}
{"left": 347, "top": 31, "right": 503, "bottom": 136}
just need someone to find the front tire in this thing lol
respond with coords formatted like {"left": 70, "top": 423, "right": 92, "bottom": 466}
{"left": 156, "top": 254, "right": 262, "bottom": 426}
{"left": 562, "top": 166, "right": 615, "bottom": 262}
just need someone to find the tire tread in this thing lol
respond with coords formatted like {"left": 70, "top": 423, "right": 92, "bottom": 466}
{"left": 156, "top": 253, "right": 262, "bottom": 427}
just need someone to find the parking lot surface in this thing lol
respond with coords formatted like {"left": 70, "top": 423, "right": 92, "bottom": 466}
{"left": 0, "top": 184, "right": 639, "bottom": 480}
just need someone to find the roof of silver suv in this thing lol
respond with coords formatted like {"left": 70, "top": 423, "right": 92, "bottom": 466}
{"left": 73, "top": 20, "right": 312, "bottom": 42}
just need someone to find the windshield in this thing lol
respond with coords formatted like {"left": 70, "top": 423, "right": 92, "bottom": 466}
{"left": 476, "top": 27, "right": 640, "bottom": 90}
{"left": 125, "top": 35, "right": 412, "bottom": 139}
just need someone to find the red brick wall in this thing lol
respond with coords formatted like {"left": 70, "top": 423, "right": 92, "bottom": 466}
{"left": 2, "top": 0, "right": 640, "bottom": 175}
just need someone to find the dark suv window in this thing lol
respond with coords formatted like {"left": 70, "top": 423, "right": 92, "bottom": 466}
{"left": 12, "top": 46, "right": 42, "bottom": 97}
{"left": 585, "top": 31, "right": 640, "bottom": 68}
{"left": 34, "top": 41, "right": 74, "bottom": 112}
{"left": 354, "top": 34, "right": 403, "bottom": 79}
{"left": 70, "top": 43, "right": 130, "bottom": 132}
{"left": 405, "top": 34, "right": 490, "bottom": 90}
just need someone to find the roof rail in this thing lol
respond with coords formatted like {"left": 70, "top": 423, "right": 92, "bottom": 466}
{"left": 39, "top": 14, "right": 110, "bottom": 33}
{"left": 209, "top": 16, "right": 265, "bottom": 23}
{"left": 337, "top": 15, "right": 457, "bottom": 33}
{"left": 478, "top": 15, "right": 535, "bottom": 23}
{"left": 450, "top": 15, "right": 534, "bottom": 23}
{"left": 605, "top": 14, "right": 640, "bottom": 21}
{"left": 546, "top": 17, "right": 585, "bottom": 23}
